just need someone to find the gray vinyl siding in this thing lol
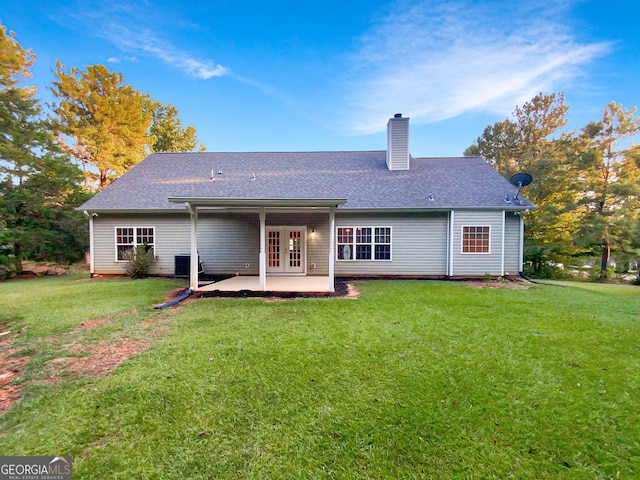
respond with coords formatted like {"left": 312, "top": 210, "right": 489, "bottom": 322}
{"left": 93, "top": 214, "right": 190, "bottom": 275}
{"left": 93, "top": 212, "right": 334, "bottom": 276}
{"left": 334, "top": 212, "right": 448, "bottom": 276}
{"left": 196, "top": 213, "right": 259, "bottom": 275}
{"left": 451, "top": 210, "right": 504, "bottom": 276}
{"left": 504, "top": 213, "right": 522, "bottom": 275}
{"left": 197, "top": 212, "right": 332, "bottom": 276}
{"left": 92, "top": 210, "right": 521, "bottom": 278}
{"left": 386, "top": 117, "right": 410, "bottom": 170}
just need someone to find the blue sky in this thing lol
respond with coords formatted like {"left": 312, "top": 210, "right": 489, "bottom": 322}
{"left": 2, "top": 0, "right": 638, "bottom": 156}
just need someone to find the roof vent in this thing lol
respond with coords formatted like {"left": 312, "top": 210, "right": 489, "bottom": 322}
{"left": 394, "top": 113, "right": 403, "bottom": 118}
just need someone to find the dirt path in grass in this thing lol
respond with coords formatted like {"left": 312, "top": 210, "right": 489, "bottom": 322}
{"left": 0, "top": 314, "right": 171, "bottom": 414}
{"left": 0, "top": 347, "right": 30, "bottom": 413}
{"left": 466, "top": 280, "right": 533, "bottom": 289}
{"left": 46, "top": 338, "right": 151, "bottom": 378}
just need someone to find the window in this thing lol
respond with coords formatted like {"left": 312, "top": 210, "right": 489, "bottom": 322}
{"left": 115, "top": 227, "right": 155, "bottom": 261}
{"left": 462, "top": 226, "right": 490, "bottom": 253}
{"left": 337, "top": 226, "right": 391, "bottom": 260}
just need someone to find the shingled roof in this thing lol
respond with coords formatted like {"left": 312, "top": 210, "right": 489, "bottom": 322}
{"left": 79, "top": 151, "right": 534, "bottom": 212}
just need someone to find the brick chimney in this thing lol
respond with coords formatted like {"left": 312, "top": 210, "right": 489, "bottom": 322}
{"left": 386, "top": 113, "right": 410, "bottom": 170}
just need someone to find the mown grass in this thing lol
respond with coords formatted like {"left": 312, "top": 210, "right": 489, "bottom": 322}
{"left": 1, "top": 278, "right": 638, "bottom": 479}
{"left": 0, "top": 275, "right": 183, "bottom": 341}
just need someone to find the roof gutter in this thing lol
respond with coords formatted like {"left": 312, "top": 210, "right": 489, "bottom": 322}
{"left": 333, "top": 206, "right": 537, "bottom": 214}
{"left": 75, "top": 207, "right": 189, "bottom": 215}
{"left": 77, "top": 205, "right": 536, "bottom": 215}
{"left": 168, "top": 197, "right": 348, "bottom": 208}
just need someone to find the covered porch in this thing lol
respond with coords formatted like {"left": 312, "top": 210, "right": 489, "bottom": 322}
{"left": 168, "top": 197, "right": 347, "bottom": 293}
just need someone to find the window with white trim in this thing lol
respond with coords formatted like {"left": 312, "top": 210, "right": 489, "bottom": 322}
{"left": 462, "top": 226, "right": 490, "bottom": 253}
{"left": 115, "top": 227, "right": 155, "bottom": 261}
{"left": 337, "top": 226, "right": 391, "bottom": 260}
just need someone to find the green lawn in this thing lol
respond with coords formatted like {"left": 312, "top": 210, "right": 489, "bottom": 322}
{"left": 1, "top": 277, "right": 638, "bottom": 479}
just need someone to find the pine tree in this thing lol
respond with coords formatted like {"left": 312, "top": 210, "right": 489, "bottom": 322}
{"left": 148, "top": 102, "right": 205, "bottom": 153}
{"left": 575, "top": 102, "right": 640, "bottom": 279}
{"left": 465, "top": 93, "right": 582, "bottom": 274}
{"left": 51, "top": 64, "right": 205, "bottom": 189}
{"left": 0, "top": 24, "right": 86, "bottom": 275}
{"left": 50, "top": 63, "right": 152, "bottom": 189}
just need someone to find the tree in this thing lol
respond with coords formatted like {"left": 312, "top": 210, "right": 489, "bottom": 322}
{"left": 465, "top": 93, "right": 583, "bottom": 274}
{"left": 465, "top": 93, "right": 569, "bottom": 178}
{"left": 575, "top": 102, "right": 640, "bottom": 279}
{"left": 50, "top": 63, "right": 152, "bottom": 189}
{"left": 0, "top": 25, "right": 87, "bottom": 275}
{"left": 51, "top": 63, "right": 205, "bottom": 189}
{"left": 0, "top": 21, "right": 35, "bottom": 87}
{"left": 0, "top": 22, "right": 37, "bottom": 185}
{"left": 148, "top": 102, "right": 205, "bottom": 153}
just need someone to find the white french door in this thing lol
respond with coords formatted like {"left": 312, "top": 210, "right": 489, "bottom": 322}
{"left": 266, "top": 227, "right": 306, "bottom": 274}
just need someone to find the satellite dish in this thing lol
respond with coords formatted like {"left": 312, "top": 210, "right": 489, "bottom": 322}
{"left": 508, "top": 173, "right": 533, "bottom": 204}
{"left": 510, "top": 173, "right": 533, "bottom": 188}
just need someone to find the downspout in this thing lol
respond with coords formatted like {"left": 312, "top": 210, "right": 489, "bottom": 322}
{"left": 501, "top": 211, "right": 506, "bottom": 276}
{"left": 518, "top": 212, "right": 525, "bottom": 274}
{"left": 154, "top": 288, "right": 192, "bottom": 309}
{"left": 448, "top": 210, "right": 455, "bottom": 277}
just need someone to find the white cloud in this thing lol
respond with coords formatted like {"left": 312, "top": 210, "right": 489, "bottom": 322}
{"left": 344, "top": 0, "right": 610, "bottom": 134}
{"left": 65, "top": 3, "right": 229, "bottom": 80}
{"left": 123, "top": 31, "right": 230, "bottom": 79}
{"left": 107, "top": 57, "right": 119, "bottom": 63}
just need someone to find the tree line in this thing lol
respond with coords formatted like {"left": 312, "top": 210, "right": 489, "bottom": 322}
{"left": 465, "top": 93, "right": 640, "bottom": 281}
{"left": 1, "top": 24, "right": 204, "bottom": 276}
{"left": 2, "top": 23, "right": 639, "bottom": 282}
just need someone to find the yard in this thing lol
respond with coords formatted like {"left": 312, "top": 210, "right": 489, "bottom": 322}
{"left": 0, "top": 276, "right": 638, "bottom": 479}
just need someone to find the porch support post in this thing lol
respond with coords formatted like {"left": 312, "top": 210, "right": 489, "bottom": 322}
{"left": 259, "top": 207, "right": 266, "bottom": 291}
{"left": 328, "top": 206, "right": 335, "bottom": 292}
{"left": 88, "top": 214, "right": 95, "bottom": 276}
{"left": 189, "top": 203, "right": 199, "bottom": 291}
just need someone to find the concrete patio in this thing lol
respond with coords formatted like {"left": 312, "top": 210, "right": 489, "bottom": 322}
{"left": 197, "top": 276, "right": 333, "bottom": 293}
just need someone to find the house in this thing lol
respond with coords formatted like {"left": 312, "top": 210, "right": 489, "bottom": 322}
{"left": 78, "top": 114, "right": 534, "bottom": 292}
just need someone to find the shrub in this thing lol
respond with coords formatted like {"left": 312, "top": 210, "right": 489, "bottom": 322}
{"left": 590, "top": 265, "right": 618, "bottom": 283}
{"left": 123, "top": 245, "right": 157, "bottom": 279}
{"left": 525, "top": 262, "right": 570, "bottom": 279}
